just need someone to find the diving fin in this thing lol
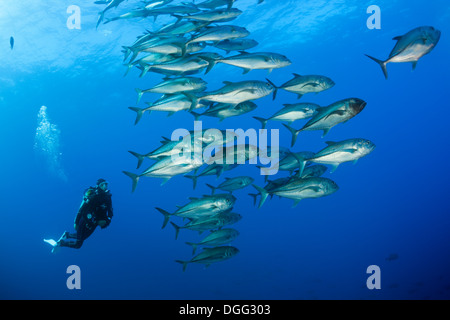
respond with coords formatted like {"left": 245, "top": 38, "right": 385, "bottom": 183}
{"left": 43, "top": 239, "right": 60, "bottom": 253}
{"left": 43, "top": 239, "right": 57, "bottom": 247}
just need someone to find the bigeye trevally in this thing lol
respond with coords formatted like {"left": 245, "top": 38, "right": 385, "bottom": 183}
{"left": 366, "top": 26, "right": 441, "bottom": 79}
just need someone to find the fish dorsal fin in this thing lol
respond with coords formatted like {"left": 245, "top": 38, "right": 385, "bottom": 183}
{"left": 325, "top": 141, "right": 336, "bottom": 146}
{"left": 223, "top": 81, "right": 234, "bottom": 85}
{"left": 292, "top": 73, "right": 302, "bottom": 78}
{"left": 392, "top": 36, "right": 402, "bottom": 41}
{"left": 160, "top": 136, "right": 171, "bottom": 144}
{"left": 313, "top": 106, "right": 329, "bottom": 116}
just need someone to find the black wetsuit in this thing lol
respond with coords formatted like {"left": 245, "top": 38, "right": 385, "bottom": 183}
{"left": 60, "top": 187, "right": 113, "bottom": 249}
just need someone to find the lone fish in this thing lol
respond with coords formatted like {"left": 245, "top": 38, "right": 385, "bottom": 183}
{"left": 365, "top": 26, "right": 441, "bottom": 79}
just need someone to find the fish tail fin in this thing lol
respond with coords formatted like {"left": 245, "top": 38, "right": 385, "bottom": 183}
{"left": 135, "top": 88, "right": 144, "bottom": 104}
{"left": 122, "top": 46, "right": 133, "bottom": 62}
{"left": 365, "top": 54, "right": 388, "bottom": 79}
{"left": 123, "top": 63, "right": 134, "bottom": 77}
{"left": 180, "top": 43, "right": 187, "bottom": 57}
{"left": 185, "top": 175, "right": 198, "bottom": 190}
{"left": 289, "top": 151, "right": 308, "bottom": 177}
{"left": 266, "top": 78, "right": 278, "bottom": 100}
{"left": 253, "top": 116, "right": 268, "bottom": 129}
{"left": 139, "top": 65, "right": 151, "bottom": 78}
{"left": 252, "top": 184, "right": 268, "bottom": 209}
{"left": 248, "top": 193, "right": 259, "bottom": 206}
{"left": 170, "top": 222, "right": 181, "bottom": 240}
{"left": 103, "top": 17, "right": 114, "bottom": 24}
{"left": 96, "top": 12, "right": 105, "bottom": 29}
{"left": 155, "top": 207, "right": 172, "bottom": 229}
{"left": 129, "top": 50, "right": 139, "bottom": 64}
{"left": 204, "top": 58, "right": 217, "bottom": 75}
{"left": 282, "top": 123, "right": 301, "bottom": 147}
{"left": 189, "top": 111, "right": 202, "bottom": 121}
{"left": 122, "top": 171, "right": 140, "bottom": 193}
{"left": 128, "top": 106, "right": 145, "bottom": 125}
{"left": 128, "top": 151, "right": 145, "bottom": 169}
{"left": 206, "top": 183, "right": 216, "bottom": 195}
{"left": 183, "top": 92, "right": 198, "bottom": 112}
{"left": 185, "top": 242, "right": 198, "bottom": 255}
{"left": 175, "top": 260, "right": 189, "bottom": 272}
{"left": 171, "top": 14, "right": 183, "bottom": 24}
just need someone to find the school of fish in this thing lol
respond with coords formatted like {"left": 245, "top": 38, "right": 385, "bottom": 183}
{"left": 94, "top": 0, "right": 440, "bottom": 271}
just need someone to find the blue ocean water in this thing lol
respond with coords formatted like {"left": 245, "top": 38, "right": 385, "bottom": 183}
{"left": 0, "top": 0, "right": 449, "bottom": 300}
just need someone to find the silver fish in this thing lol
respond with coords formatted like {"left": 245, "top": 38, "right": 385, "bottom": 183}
{"left": 139, "top": 56, "right": 209, "bottom": 77}
{"left": 253, "top": 102, "right": 320, "bottom": 129}
{"left": 192, "top": 101, "right": 257, "bottom": 121}
{"left": 270, "top": 73, "right": 335, "bottom": 99}
{"left": 104, "top": 9, "right": 151, "bottom": 24}
{"left": 169, "top": 211, "right": 242, "bottom": 236}
{"left": 128, "top": 136, "right": 202, "bottom": 168}
{"left": 155, "top": 194, "right": 237, "bottom": 227}
{"left": 123, "top": 154, "right": 203, "bottom": 191}
{"left": 249, "top": 167, "right": 328, "bottom": 205}
{"left": 307, "top": 139, "right": 376, "bottom": 173}
{"left": 136, "top": 37, "right": 188, "bottom": 57}
{"left": 213, "top": 38, "right": 259, "bottom": 54}
{"left": 365, "top": 26, "right": 441, "bottom": 79}
{"left": 187, "top": 25, "right": 250, "bottom": 46}
{"left": 253, "top": 177, "right": 339, "bottom": 208}
{"left": 185, "top": 228, "right": 240, "bottom": 254}
{"left": 207, "top": 176, "right": 254, "bottom": 194}
{"left": 129, "top": 93, "right": 199, "bottom": 123}
{"left": 135, "top": 77, "right": 207, "bottom": 104}
{"left": 200, "top": 80, "right": 275, "bottom": 105}
{"left": 125, "top": 35, "right": 187, "bottom": 63}
{"left": 284, "top": 98, "right": 367, "bottom": 146}
{"left": 175, "top": 246, "right": 239, "bottom": 271}
{"left": 218, "top": 52, "right": 291, "bottom": 74}
{"left": 124, "top": 53, "right": 177, "bottom": 77}
{"left": 174, "top": 8, "right": 242, "bottom": 23}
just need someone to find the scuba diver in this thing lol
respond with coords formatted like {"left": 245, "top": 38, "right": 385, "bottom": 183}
{"left": 44, "top": 179, "right": 113, "bottom": 252}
